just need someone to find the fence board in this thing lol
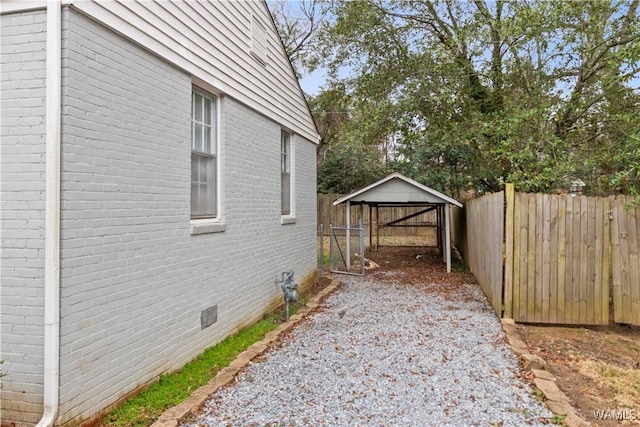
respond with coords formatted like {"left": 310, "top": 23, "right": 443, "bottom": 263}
{"left": 527, "top": 195, "right": 537, "bottom": 322}
{"left": 519, "top": 195, "right": 529, "bottom": 321}
{"left": 611, "top": 196, "right": 640, "bottom": 325}
{"left": 584, "top": 197, "right": 600, "bottom": 325}
{"left": 549, "top": 196, "right": 559, "bottom": 323}
{"left": 594, "top": 199, "right": 604, "bottom": 325}
{"left": 512, "top": 193, "right": 522, "bottom": 320}
{"left": 571, "top": 196, "right": 582, "bottom": 324}
{"left": 504, "top": 184, "right": 515, "bottom": 319}
{"left": 564, "top": 196, "right": 574, "bottom": 323}
{"left": 602, "top": 199, "right": 611, "bottom": 325}
{"left": 542, "top": 195, "right": 551, "bottom": 322}
{"left": 579, "top": 196, "right": 588, "bottom": 324}
{"left": 557, "top": 196, "right": 566, "bottom": 324}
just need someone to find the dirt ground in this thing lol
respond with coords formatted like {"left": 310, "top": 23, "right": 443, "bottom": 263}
{"left": 517, "top": 323, "right": 640, "bottom": 426}
{"left": 324, "top": 243, "right": 640, "bottom": 426}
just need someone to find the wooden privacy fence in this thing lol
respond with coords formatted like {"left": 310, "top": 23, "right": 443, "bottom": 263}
{"left": 318, "top": 194, "right": 436, "bottom": 236}
{"left": 465, "top": 192, "right": 504, "bottom": 314}
{"left": 466, "top": 185, "right": 640, "bottom": 326}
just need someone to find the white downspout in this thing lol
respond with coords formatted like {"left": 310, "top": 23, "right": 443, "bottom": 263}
{"left": 37, "top": 0, "right": 61, "bottom": 426}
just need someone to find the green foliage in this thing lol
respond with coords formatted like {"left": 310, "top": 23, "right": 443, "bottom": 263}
{"left": 307, "top": 0, "right": 640, "bottom": 197}
{"left": 318, "top": 140, "right": 389, "bottom": 194}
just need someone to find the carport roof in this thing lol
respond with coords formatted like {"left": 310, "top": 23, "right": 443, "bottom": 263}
{"left": 333, "top": 172, "right": 462, "bottom": 208}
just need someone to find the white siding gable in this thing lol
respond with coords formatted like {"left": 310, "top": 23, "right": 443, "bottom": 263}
{"left": 59, "top": 0, "right": 318, "bottom": 143}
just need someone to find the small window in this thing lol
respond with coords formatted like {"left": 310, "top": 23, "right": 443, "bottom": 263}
{"left": 281, "top": 131, "right": 291, "bottom": 215}
{"left": 251, "top": 13, "right": 268, "bottom": 65}
{"left": 191, "top": 88, "right": 217, "bottom": 219}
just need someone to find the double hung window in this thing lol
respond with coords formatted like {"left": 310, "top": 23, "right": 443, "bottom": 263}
{"left": 191, "top": 89, "right": 217, "bottom": 219}
{"left": 281, "top": 131, "right": 291, "bottom": 215}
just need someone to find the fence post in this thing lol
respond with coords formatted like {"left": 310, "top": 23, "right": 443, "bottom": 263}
{"left": 504, "top": 183, "right": 515, "bottom": 318}
{"left": 319, "top": 223, "right": 324, "bottom": 278}
{"left": 329, "top": 223, "right": 333, "bottom": 273}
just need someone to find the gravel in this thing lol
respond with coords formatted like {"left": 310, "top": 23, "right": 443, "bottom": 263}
{"left": 184, "top": 273, "right": 552, "bottom": 426}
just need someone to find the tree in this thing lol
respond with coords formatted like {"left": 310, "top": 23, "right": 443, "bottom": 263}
{"left": 316, "top": 0, "right": 640, "bottom": 196}
{"left": 267, "top": 0, "right": 328, "bottom": 78}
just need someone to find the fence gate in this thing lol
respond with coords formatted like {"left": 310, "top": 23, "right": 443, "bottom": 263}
{"left": 330, "top": 226, "right": 365, "bottom": 275}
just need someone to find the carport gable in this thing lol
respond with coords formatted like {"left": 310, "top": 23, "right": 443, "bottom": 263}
{"left": 333, "top": 172, "right": 462, "bottom": 272}
{"left": 333, "top": 172, "right": 462, "bottom": 207}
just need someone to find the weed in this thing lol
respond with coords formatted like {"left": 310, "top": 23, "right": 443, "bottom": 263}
{"left": 533, "top": 388, "right": 545, "bottom": 402}
{"left": 452, "top": 261, "right": 468, "bottom": 272}
{"left": 550, "top": 414, "right": 566, "bottom": 425}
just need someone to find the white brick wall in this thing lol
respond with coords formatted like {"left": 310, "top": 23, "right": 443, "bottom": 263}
{"left": 55, "top": 8, "right": 317, "bottom": 425}
{"left": 0, "top": 9, "right": 48, "bottom": 427}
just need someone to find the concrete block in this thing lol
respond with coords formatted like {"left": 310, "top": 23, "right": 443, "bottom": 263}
{"left": 534, "top": 378, "right": 569, "bottom": 403}
{"left": 522, "top": 353, "right": 547, "bottom": 370}
{"left": 546, "top": 400, "right": 574, "bottom": 416}
{"left": 531, "top": 368, "right": 556, "bottom": 381}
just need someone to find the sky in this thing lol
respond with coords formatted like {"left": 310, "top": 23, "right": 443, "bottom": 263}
{"left": 299, "top": 68, "right": 327, "bottom": 96}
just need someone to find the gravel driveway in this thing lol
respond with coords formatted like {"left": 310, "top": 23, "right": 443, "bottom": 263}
{"left": 184, "top": 272, "right": 552, "bottom": 426}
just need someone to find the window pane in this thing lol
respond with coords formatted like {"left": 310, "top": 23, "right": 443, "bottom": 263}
{"left": 204, "top": 98, "right": 212, "bottom": 125}
{"left": 207, "top": 157, "right": 216, "bottom": 216}
{"left": 281, "top": 172, "right": 290, "bottom": 215}
{"left": 199, "top": 153, "right": 207, "bottom": 181}
{"left": 191, "top": 155, "right": 199, "bottom": 181}
{"left": 204, "top": 126, "right": 212, "bottom": 153}
{"left": 194, "top": 123, "right": 203, "bottom": 152}
{"left": 194, "top": 93, "right": 203, "bottom": 122}
{"left": 192, "top": 121, "right": 196, "bottom": 150}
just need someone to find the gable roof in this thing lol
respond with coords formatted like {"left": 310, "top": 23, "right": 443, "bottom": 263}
{"left": 1, "top": 0, "right": 320, "bottom": 144}
{"left": 333, "top": 172, "right": 463, "bottom": 208}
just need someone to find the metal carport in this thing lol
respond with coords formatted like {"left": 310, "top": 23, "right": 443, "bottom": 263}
{"left": 333, "top": 172, "right": 463, "bottom": 272}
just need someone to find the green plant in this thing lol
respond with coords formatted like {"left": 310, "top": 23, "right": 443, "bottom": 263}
{"left": 452, "top": 261, "right": 468, "bottom": 272}
{"left": 550, "top": 414, "right": 566, "bottom": 425}
{"left": 533, "top": 388, "right": 545, "bottom": 402}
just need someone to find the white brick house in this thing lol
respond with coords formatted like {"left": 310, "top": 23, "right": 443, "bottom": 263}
{"left": 0, "top": 1, "right": 319, "bottom": 425}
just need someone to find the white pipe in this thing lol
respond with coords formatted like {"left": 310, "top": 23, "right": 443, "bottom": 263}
{"left": 37, "top": 0, "right": 61, "bottom": 426}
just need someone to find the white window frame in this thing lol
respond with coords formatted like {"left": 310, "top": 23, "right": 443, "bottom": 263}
{"left": 281, "top": 131, "right": 295, "bottom": 223}
{"left": 191, "top": 87, "right": 222, "bottom": 229}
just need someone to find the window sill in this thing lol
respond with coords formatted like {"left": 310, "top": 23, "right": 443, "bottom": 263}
{"left": 191, "top": 219, "right": 226, "bottom": 235}
{"left": 281, "top": 216, "right": 297, "bottom": 225}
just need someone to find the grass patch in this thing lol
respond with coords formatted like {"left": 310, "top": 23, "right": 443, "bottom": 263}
{"left": 577, "top": 360, "right": 640, "bottom": 408}
{"left": 101, "top": 298, "right": 310, "bottom": 427}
